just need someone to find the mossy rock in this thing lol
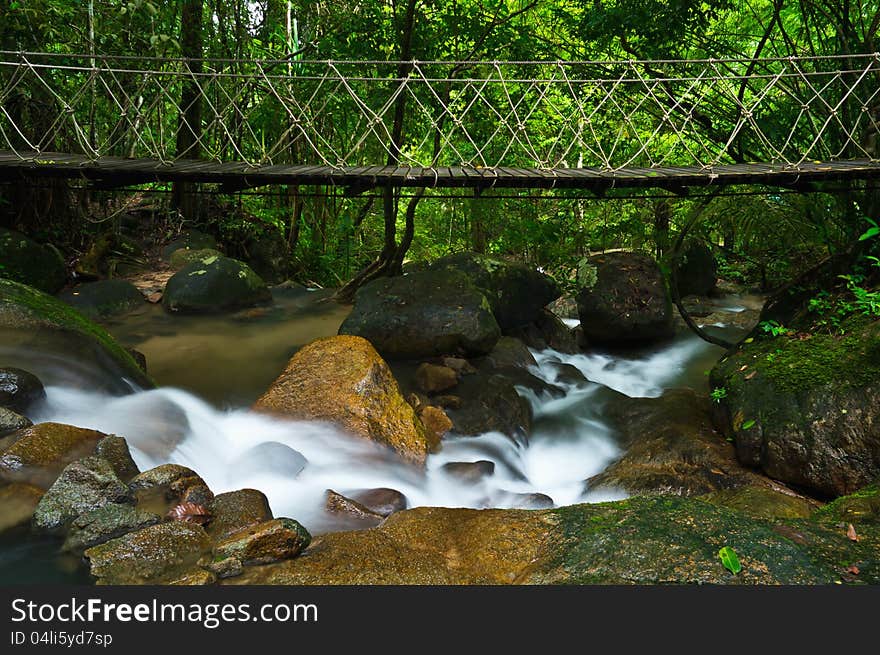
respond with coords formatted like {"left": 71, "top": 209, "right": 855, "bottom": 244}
{"left": 85, "top": 521, "right": 210, "bottom": 584}
{"left": 0, "top": 227, "right": 66, "bottom": 293}
{"left": 418, "top": 252, "right": 561, "bottom": 330}
{"left": 168, "top": 247, "right": 223, "bottom": 271}
{"left": 0, "top": 407, "right": 31, "bottom": 437}
{"left": 212, "top": 518, "right": 311, "bottom": 565}
{"left": 62, "top": 503, "right": 161, "bottom": 555}
{"left": 0, "top": 278, "right": 154, "bottom": 391}
{"left": 339, "top": 269, "right": 501, "bottom": 359}
{"left": 254, "top": 335, "right": 430, "bottom": 465}
{"left": 0, "top": 482, "right": 44, "bottom": 534}
{"left": 812, "top": 483, "right": 880, "bottom": 525}
{"left": 0, "top": 367, "right": 45, "bottom": 413}
{"left": 710, "top": 315, "right": 880, "bottom": 497}
{"left": 576, "top": 251, "right": 673, "bottom": 344}
{"left": 162, "top": 256, "right": 272, "bottom": 314}
{"left": 701, "top": 486, "right": 818, "bottom": 519}
{"left": 161, "top": 229, "right": 217, "bottom": 260}
{"left": 207, "top": 489, "right": 274, "bottom": 541}
{"left": 58, "top": 279, "right": 145, "bottom": 320}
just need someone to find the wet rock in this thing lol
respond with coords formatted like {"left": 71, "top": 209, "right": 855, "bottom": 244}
{"left": 325, "top": 489, "right": 385, "bottom": 525}
{"left": 0, "top": 278, "right": 154, "bottom": 390}
{"left": 242, "top": 230, "right": 292, "bottom": 284}
{"left": 85, "top": 521, "right": 210, "bottom": 584}
{"left": 493, "top": 490, "right": 555, "bottom": 509}
{"left": 444, "top": 373, "right": 532, "bottom": 439}
{"left": 0, "top": 407, "right": 31, "bottom": 437}
{"left": 0, "top": 367, "right": 45, "bottom": 413}
{"left": 212, "top": 518, "right": 311, "bottom": 565}
{"left": 254, "top": 335, "right": 429, "bottom": 466}
{"left": 126, "top": 348, "right": 148, "bottom": 374}
{"left": 129, "top": 464, "right": 213, "bottom": 512}
{"left": 169, "top": 247, "right": 223, "bottom": 271}
{"left": 166, "top": 568, "right": 217, "bottom": 585}
{"left": 0, "top": 227, "right": 66, "bottom": 293}
{"left": 442, "top": 357, "right": 476, "bottom": 374}
{"left": 812, "top": 483, "right": 880, "bottom": 525}
{"left": 202, "top": 555, "right": 243, "bottom": 579}
{"left": 674, "top": 240, "right": 717, "bottom": 297}
{"left": 338, "top": 269, "right": 500, "bottom": 359}
{"left": 233, "top": 442, "right": 307, "bottom": 479}
{"left": 505, "top": 308, "right": 579, "bottom": 354}
{"left": 207, "top": 489, "right": 274, "bottom": 541}
{"left": 478, "top": 336, "right": 537, "bottom": 370}
{"left": 441, "top": 460, "right": 495, "bottom": 484}
{"left": 58, "top": 280, "right": 145, "bottom": 320}
{"left": 161, "top": 229, "right": 218, "bottom": 260}
{"left": 701, "top": 486, "right": 818, "bottom": 520}
{"left": 62, "top": 504, "right": 161, "bottom": 554}
{"left": 32, "top": 456, "right": 133, "bottom": 533}
{"left": 0, "top": 482, "right": 43, "bottom": 534}
{"left": 163, "top": 256, "right": 272, "bottom": 314}
{"left": 418, "top": 405, "right": 453, "bottom": 448}
{"left": 576, "top": 251, "right": 673, "bottom": 344}
{"left": 343, "top": 488, "right": 408, "bottom": 517}
{"left": 415, "top": 363, "right": 458, "bottom": 393}
{"left": 94, "top": 435, "right": 140, "bottom": 483}
{"left": 418, "top": 252, "right": 561, "bottom": 330}
{"left": 710, "top": 314, "right": 880, "bottom": 497}
{"left": 587, "top": 389, "right": 787, "bottom": 497}
{"left": 433, "top": 394, "right": 462, "bottom": 410}
{"left": 0, "top": 423, "right": 109, "bottom": 489}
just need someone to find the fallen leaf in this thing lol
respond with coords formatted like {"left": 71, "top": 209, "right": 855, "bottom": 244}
{"left": 845, "top": 565, "right": 860, "bottom": 575}
{"left": 738, "top": 364, "right": 749, "bottom": 371}
{"left": 745, "top": 370, "right": 758, "bottom": 380}
{"left": 846, "top": 523, "right": 860, "bottom": 541}
{"left": 166, "top": 502, "right": 212, "bottom": 525}
{"left": 718, "top": 546, "right": 742, "bottom": 575}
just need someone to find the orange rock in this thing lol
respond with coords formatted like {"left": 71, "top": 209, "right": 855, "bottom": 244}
{"left": 254, "top": 335, "right": 429, "bottom": 466}
{"left": 418, "top": 405, "right": 453, "bottom": 450}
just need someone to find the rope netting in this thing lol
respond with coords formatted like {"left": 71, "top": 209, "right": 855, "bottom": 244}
{"left": 0, "top": 51, "right": 878, "bottom": 172}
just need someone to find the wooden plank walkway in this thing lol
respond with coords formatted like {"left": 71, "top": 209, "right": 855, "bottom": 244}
{"left": 1, "top": 151, "right": 879, "bottom": 192}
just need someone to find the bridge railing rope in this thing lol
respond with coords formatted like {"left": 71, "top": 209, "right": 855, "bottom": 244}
{"left": 0, "top": 51, "right": 878, "bottom": 172}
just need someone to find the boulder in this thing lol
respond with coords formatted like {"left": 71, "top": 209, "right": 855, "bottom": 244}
{"left": 226, "top": 496, "right": 880, "bottom": 585}
{"left": 477, "top": 336, "right": 537, "bottom": 370}
{"left": 129, "top": 464, "right": 213, "bottom": 510}
{"left": 62, "top": 504, "right": 161, "bottom": 554}
{"left": 586, "top": 389, "right": 796, "bottom": 498}
{"left": 443, "top": 372, "right": 532, "bottom": 440}
{"left": 85, "top": 521, "right": 210, "bottom": 584}
{"left": 58, "top": 279, "right": 144, "bottom": 319}
{"left": 242, "top": 230, "right": 291, "bottom": 284}
{"left": 254, "top": 335, "right": 429, "bottom": 465}
{"left": 710, "top": 315, "right": 880, "bottom": 497}
{"left": 812, "top": 483, "right": 880, "bottom": 525}
{"left": 207, "top": 489, "right": 274, "bottom": 541}
{"left": 212, "top": 518, "right": 311, "bottom": 565}
{"left": 576, "top": 251, "right": 673, "bottom": 344}
{"left": 0, "top": 423, "right": 109, "bottom": 489}
{"left": 674, "top": 240, "right": 717, "bottom": 297}
{"left": 418, "top": 405, "right": 453, "bottom": 447}
{"left": 0, "top": 482, "right": 44, "bottom": 534}
{"left": 94, "top": 435, "right": 140, "bottom": 483}
{"left": 0, "top": 367, "right": 45, "bottom": 413}
{"left": 342, "top": 488, "right": 408, "bottom": 517}
{"left": 419, "top": 252, "right": 561, "bottom": 330}
{"left": 0, "top": 407, "right": 31, "bottom": 439}
{"left": 162, "top": 256, "right": 272, "bottom": 314}
{"left": 325, "top": 489, "right": 385, "bottom": 526}
{"left": 0, "top": 278, "right": 154, "bottom": 391}
{"left": 505, "top": 308, "right": 579, "bottom": 354}
{"left": 161, "top": 229, "right": 217, "bottom": 260}
{"left": 0, "top": 227, "right": 66, "bottom": 293}
{"left": 701, "top": 487, "right": 818, "bottom": 520}
{"left": 169, "top": 247, "right": 223, "bottom": 271}
{"left": 32, "top": 456, "right": 133, "bottom": 533}
{"left": 440, "top": 460, "right": 495, "bottom": 484}
{"left": 338, "top": 269, "right": 500, "bottom": 359}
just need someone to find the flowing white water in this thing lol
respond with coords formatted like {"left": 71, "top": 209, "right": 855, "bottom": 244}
{"left": 29, "top": 332, "right": 717, "bottom": 533}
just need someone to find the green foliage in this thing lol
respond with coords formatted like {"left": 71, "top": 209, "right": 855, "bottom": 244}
{"left": 710, "top": 386, "right": 728, "bottom": 403}
{"left": 718, "top": 546, "right": 742, "bottom": 575}
{"left": 759, "top": 320, "right": 790, "bottom": 337}
{"left": 741, "top": 419, "right": 756, "bottom": 430}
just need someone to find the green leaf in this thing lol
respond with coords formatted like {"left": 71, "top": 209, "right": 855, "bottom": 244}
{"left": 859, "top": 226, "right": 880, "bottom": 241}
{"left": 742, "top": 419, "right": 756, "bottom": 429}
{"left": 718, "top": 546, "right": 742, "bottom": 575}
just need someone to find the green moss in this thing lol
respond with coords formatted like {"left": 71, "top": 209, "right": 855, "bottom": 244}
{"left": 0, "top": 278, "right": 154, "bottom": 387}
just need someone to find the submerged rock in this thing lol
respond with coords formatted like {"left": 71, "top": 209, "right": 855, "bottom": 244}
{"left": 342, "top": 488, "right": 408, "bottom": 517}
{"left": 254, "top": 335, "right": 429, "bottom": 465}
{"left": 325, "top": 489, "right": 385, "bottom": 526}
{"left": 85, "top": 521, "right": 210, "bottom": 584}
{"left": 338, "top": 269, "right": 500, "bottom": 359}
{"left": 576, "top": 251, "right": 673, "bottom": 344}
{"left": 32, "top": 456, "right": 133, "bottom": 533}
{"left": 0, "top": 367, "right": 45, "bottom": 414}
{"left": 0, "top": 423, "right": 110, "bottom": 489}
{"left": 0, "top": 227, "right": 66, "bottom": 293}
{"left": 418, "top": 252, "right": 561, "bottom": 330}
{"left": 710, "top": 315, "right": 880, "bottom": 497}
{"left": 441, "top": 460, "right": 496, "bottom": 484}
{"left": 0, "top": 278, "right": 154, "bottom": 390}
{"left": 232, "top": 442, "right": 307, "bottom": 479}
{"left": 163, "top": 256, "right": 272, "bottom": 314}
{"left": 58, "top": 279, "right": 145, "bottom": 320}
{"left": 0, "top": 482, "right": 44, "bottom": 534}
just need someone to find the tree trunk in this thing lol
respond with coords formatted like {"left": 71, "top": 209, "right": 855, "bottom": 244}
{"left": 172, "top": 0, "right": 204, "bottom": 222}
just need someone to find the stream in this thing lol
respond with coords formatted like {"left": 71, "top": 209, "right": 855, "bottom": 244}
{"left": 0, "top": 287, "right": 751, "bottom": 582}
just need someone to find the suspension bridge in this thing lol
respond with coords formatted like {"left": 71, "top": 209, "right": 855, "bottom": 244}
{"left": 1, "top": 51, "right": 879, "bottom": 194}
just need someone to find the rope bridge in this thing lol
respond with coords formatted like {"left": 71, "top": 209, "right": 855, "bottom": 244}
{"left": 1, "top": 51, "right": 879, "bottom": 192}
